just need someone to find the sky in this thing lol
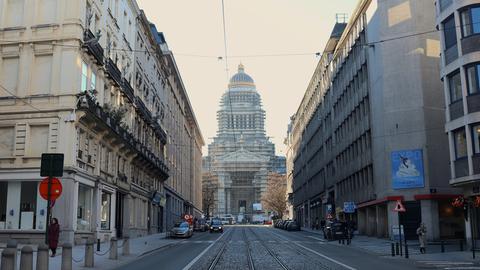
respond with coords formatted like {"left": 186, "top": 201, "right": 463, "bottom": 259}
{"left": 137, "top": 0, "right": 359, "bottom": 156}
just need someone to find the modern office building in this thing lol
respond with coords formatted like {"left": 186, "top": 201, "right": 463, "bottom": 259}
{"left": 436, "top": 0, "right": 480, "bottom": 245}
{"left": 289, "top": 0, "right": 462, "bottom": 240}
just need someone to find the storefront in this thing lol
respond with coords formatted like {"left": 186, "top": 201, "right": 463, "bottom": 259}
{"left": 0, "top": 181, "right": 47, "bottom": 231}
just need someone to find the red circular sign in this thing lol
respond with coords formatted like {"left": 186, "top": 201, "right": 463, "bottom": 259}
{"left": 39, "top": 177, "right": 63, "bottom": 201}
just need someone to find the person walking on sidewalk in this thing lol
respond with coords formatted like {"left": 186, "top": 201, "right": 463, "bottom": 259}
{"left": 48, "top": 217, "right": 60, "bottom": 257}
{"left": 416, "top": 223, "right": 427, "bottom": 254}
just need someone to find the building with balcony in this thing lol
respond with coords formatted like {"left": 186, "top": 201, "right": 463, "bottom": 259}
{"left": 0, "top": 0, "right": 203, "bottom": 244}
{"left": 289, "top": 0, "right": 462, "bottom": 241}
{"left": 436, "top": 0, "right": 480, "bottom": 246}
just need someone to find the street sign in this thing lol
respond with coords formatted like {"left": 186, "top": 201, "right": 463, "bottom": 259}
{"left": 393, "top": 200, "right": 406, "bottom": 212}
{"left": 343, "top": 202, "right": 356, "bottom": 213}
{"left": 39, "top": 177, "right": 63, "bottom": 200}
{"left": 40, "top": 153, "right": 64, "bottom": 177}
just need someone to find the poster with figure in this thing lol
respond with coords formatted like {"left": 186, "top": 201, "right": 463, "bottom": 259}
{"left": 391, "top": 149, "right": 425, "bottom": 189}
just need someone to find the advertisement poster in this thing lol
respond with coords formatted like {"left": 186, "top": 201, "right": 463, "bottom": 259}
{"left": 391, "top": 149, "right": 425, "bottom": 189}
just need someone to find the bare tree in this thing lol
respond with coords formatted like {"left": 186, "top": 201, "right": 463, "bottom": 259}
{"left": 262, "top": 173, "right": 287, "bottom": 219}
{"left": 202, "top": 186, "right": 216, "bottom": 219}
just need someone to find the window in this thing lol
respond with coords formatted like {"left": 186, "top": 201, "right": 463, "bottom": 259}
{"left": 448, "top": 71, "right": 462, "bottom": 103}
{"left": 19, "top": 182, "right": 37, "bottom": 230}
{"left": 473, "top": 124, "right": 480, "bottom": 154}
{"left": 5, "top": 0, "right": 24, "bottom": 27}
{"left": 0, "top": 182, "right": 7, "bottom": 229}
{"left": 100, "top": 192, "right": 111, "bottom": 230}
{"left": 29, "top": 125, "right": 48, "bottom": 156}
{"left": 31, "top": 55, "right": 52, "bottom": 95}
{"left": 467, "top": 64, "right": 480, "bottom": 94}
{"left": 90, "top": 71, "right": 96, "bottom": 91}
{"left": 454, "top": 128, "right": 468, "bottom": 158}
{"left": 77, "top": 185, "right": 92, "bottom": 231}
{"left": 0, "top": 127, "right": 15, "bottom": 157}
{"left": 443, "top": 16, "right": 457, "bottom": 49}
{"left": 81, "top": 61, "right": 88, "bottom": 92}
{"left": 1, "top": 57, "right": 19, "bottom": 96}
{"left": 461, "top": 6, "right": 480, "bottom": 37}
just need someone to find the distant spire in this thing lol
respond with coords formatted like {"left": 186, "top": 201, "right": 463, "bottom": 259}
{"left": 238, "top": 63, "right": 245, "bottom": 73}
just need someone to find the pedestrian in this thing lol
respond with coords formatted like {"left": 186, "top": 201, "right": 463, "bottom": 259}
{"left": 416, "top": 223, "right": 427, "bottom": 254}
{"left": 48, "top": 217, "right": 60, "bottom": 257}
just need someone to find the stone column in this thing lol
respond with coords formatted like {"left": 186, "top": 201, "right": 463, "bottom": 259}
{"left": 421, "top": 200, "right": 439, "bottom": 241}
{"left": 53, "top": 175, "right": 78, "bottom": 244}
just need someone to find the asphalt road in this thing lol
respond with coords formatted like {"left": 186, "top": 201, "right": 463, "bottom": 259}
{"left": 113, "top": 226, "right": 472, "bottom": 270}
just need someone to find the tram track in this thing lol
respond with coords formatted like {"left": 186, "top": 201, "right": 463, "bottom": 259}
{"left": 207, "top": 227, "right": 235, "bottom": 270}
{"left": 242, "top": 227, "right": 255, "bottom": 270}
{"left": 248, "top": 227, "right": 291, "bottom": 270}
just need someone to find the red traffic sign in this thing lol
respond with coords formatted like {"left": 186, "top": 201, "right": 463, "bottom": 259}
{"left": 393, "top": 200, "right": 406, "bottom": 212}
{"left": 39, "top": 177, "right": 63, "bottom": 201}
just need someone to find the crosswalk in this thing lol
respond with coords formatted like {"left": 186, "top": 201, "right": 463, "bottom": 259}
{"left": 417, "top": 261, "right": 480, "bottom": 269}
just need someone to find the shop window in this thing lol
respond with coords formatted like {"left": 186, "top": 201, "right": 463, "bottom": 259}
{"left": 461, "top": 6, "right": 480, "bottom": 37}
{"left": 439, "top": 200, "right": 464, "bottom": 239}
{"left": 467, "top": 64, "right": 480, "bottom": 95}
{"left": 100, "top": 192, "right": 111, "bottom": 230}
{"left": 448, "top": 71, "right": 463, "bottom": 103}
{"left": 77, "top": 185, "right": 92, "bottom": 231}
{"left": 0, "top": 182, "right": 7, "bottom": 229}
{"left": 454, "top": 128, "right": 468, "bottom": 158}
{"left": 19, "top": 182, "right": 37, "bottom": 230}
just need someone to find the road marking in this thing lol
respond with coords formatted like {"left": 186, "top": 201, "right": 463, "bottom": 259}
{"left": 444, "top": 267, "right": 480, "bottom": 270}
{"left": 269, "top": 230, "right": 357, "bottom": 270}
{"left": 182, "top": 229, "right": 229, "bottom": 270}
{"left": 306, "top": 235, "right": 325, "bottom": 241}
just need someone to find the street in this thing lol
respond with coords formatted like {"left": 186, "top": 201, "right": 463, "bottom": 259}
{"left": 114, "top": 226, "right": 462, "bottom": 270}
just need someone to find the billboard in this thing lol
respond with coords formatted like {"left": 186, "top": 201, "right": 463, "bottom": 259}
{"left": 391, "top": 149, "right": 425, "bottom": 189}
{"left": 253, "top": 203, "right": 262, "bottom": 211}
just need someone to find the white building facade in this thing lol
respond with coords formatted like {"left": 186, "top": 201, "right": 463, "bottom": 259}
{"left": 0, "top": 0, "right": 203, "bottom": 244}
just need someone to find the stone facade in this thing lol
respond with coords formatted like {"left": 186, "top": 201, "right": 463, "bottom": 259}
{"left": 0, "top": 0, "right": 203, "bottom": 244}
{"left": 203, "top": 64, "right": 284, "bottom": 220}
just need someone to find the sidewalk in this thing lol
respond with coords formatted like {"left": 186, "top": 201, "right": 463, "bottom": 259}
{"left": 302, "top": 227, "right": 474, "bottom": 261}
{"left": 0, "top": 233, "right": 179, "bottom": 270}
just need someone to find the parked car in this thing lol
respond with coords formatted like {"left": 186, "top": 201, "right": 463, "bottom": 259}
{"left": 194, "top": 219, "right": 209, "bottom": 232}
{"left": 171, "top": 222, "right": 193, "bottom": 238}
{"left": 282, "top": 220, "right": 292, "bottom": 230}
{"left": 286, "top": 221, "right": 300, "bottom": 231}
{"left": 209, "top": 219, "right": 224, "bottom": 233}
{"left": 323, "top": 220, "right": 347, "bottom": 240}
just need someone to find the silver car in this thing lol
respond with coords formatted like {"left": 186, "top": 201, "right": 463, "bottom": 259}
{"left": 171, "top": 222, "right": 193, "bottom": 238}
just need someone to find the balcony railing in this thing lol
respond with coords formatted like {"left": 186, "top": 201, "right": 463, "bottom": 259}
{"left": 83, "top": 29, "right": 104, "bottom": 65}
{"left": 135, "top": 97, "right": 153, "bottom": 123}
{"left": 78, "top": 94, "right": 169, "bottom": 179}
{"left": 121, "top": 78, "right": 135, "bottom": 103}
{"left": 105, "top": 58, "right": 122, "bottom": 87}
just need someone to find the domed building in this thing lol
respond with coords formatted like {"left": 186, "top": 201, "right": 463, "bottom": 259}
{"left": 203, "top": 64, "right": 285, "bottom": 220}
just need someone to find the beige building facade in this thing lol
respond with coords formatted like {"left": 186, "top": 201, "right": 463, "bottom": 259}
{"left": 0, "top": 0, "right": 203, "bottom": 244}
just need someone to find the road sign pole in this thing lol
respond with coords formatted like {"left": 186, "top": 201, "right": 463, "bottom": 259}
{"left": 398, "top": 212, "right": 402, "bottom": 256}
{"left": 45, "top": 176, "right": 52, "bottom": 245}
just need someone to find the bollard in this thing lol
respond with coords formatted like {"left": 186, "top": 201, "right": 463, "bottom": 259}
{"left": 122, "top": 236, "right": 130, "bottom": 256}
{"left": 36, "top": 244, "right": 49, "bottom": 270}
{"left": 6, "top": 239, "right": 18, "bottom": 270}
{"left": 84, "top": 238, "right": 95, "bottom": 268}
{"left": 395, "top": 242, "right": 400, "bottom": 255}
{"left": 341, "top": 239, "right": 345, "bottom": 245}
{"left": 391, "top": 243, "right": 395, "bottom": 257}
{"left": 109, "top": 237, "right": 118, "bottom": 260}
{"left": 1, "top": 248, "right": 16, "bottom": 270}
{"left": 97, "top": 239, "right": 100, "bottom": 252}
{"left": 460, "top": 240, "right": 464, "bottom": 252}
{"left": 61, "top": 243, "right": 72, "bottom": 270}
{"left": 338, "top": 239, "right": 341, "bottom": 244}
{"left": 441, "top": 241, "right": 445, "bottom": 253}
{"left": 404, "top": 242, "right": 409, "bottom": 259}
{"left": 19, "top": 246, "right": 33, "bottom": 270}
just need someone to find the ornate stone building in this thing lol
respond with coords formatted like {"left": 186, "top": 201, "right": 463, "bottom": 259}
{"left": 203, "top": 64, "right": 284, "bottom": 219}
